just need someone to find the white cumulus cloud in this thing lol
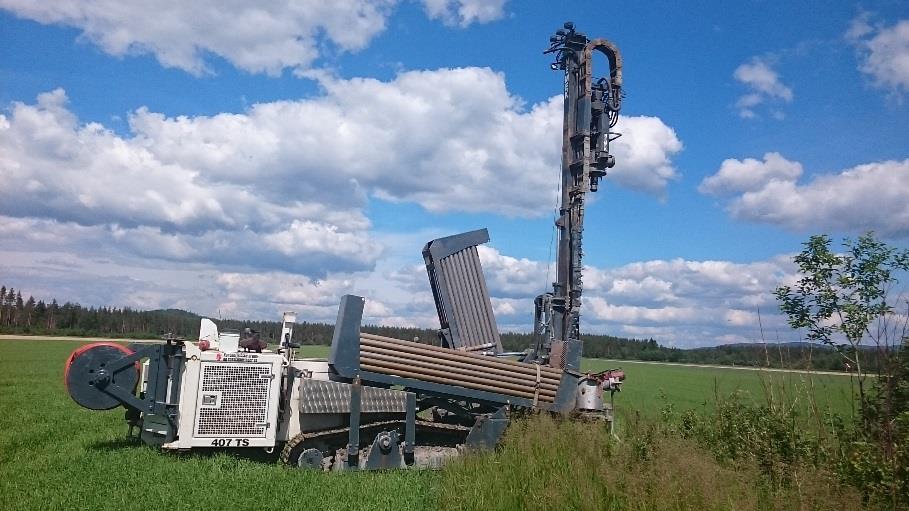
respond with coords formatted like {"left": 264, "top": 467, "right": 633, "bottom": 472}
{"left": 477, "top": 245, "right": 551, "bottom": 298}
{"left": 0, "top": 0, "right": 399, "bottom": 75}
{"left": 700, "top": 154, "right": 909, "bottom": 237}
{"left": 699, "top": 152, "right": 803, "bottom": 196}
{"left": 847, "top": 16, "right": 909, "bottom": 97}
{"left": 733, "top": 58, "right": 793, "bottom": 119}
{"left": 2, "top": 220, "right": 805, "bottom": 347}
{"left": 463, "top": 248, "right": 798, "bottom": 346}
{"left": 0, "top": 89, "right": 377, "bottom": 275}
{"left": 422, "top": 0, "right": 508, "bottom": 27}
{"left": 608, "top": 116, "right": 684, "bottom": 196}
{"left": 0, "top": 69, "right": 682, "bottom": 276}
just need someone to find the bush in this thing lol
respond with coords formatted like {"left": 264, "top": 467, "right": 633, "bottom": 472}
{"left": 659, "top": 383, "right": 908, "bottom": 509}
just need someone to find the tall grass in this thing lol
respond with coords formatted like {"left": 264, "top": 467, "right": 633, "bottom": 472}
{"left": 440, "top": 362, "right": 908, "bottom": 510}
{"left": 438, "top": 414, "right": 860, "bottom": 511}
{"left": 657, "top": 366, "right": 906, "bottom": 510}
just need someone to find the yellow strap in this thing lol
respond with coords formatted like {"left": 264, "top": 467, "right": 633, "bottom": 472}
{"left": 532, "top": 364, "right": 541, "bottom": 407}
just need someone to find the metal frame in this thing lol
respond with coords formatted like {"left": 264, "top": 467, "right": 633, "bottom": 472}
{"left": 404, "top": 393, "right": 416, "bottom": 465}
{"left": 90, "top": 342, "right": 184, "bottom": 443}
{"left": 328, "top": 295, "right": 580, "bottom": 414}
{"left": 465, "top": 405, "right": 510, "bottom": 450}
{"left": 347, "top": 378, "right": 362, "bottom": 469}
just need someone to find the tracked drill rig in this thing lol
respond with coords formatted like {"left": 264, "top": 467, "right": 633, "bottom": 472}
{"left": 62, "top": 22, "right": 625, "bottom": 471}
{"left": 529, "top": 22, "right": 624, "bottom": 372}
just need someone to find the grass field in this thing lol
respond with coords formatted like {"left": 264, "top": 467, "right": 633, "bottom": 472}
{"left": 0, "top": 340, "right": 440, "bottom": 511}
{"left": 289, "top": 344, "right": 856, "bottom": 418}
{"left": 0, "top": 340, "right": 858, "bottom": 510}
{"left": 583, "top": 358, "right": 855, "bottom": 420}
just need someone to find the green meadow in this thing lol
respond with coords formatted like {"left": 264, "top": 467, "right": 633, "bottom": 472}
{"left": 0, "top": 340, "right": 858, "bottom": 510}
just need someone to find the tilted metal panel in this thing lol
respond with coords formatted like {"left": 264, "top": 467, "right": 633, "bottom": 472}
{"left": 437, "top": 246, "right": 501, "bottom": 351}
{"left": 424, "top": 229, "right": 502, "bottom": 352}
{"left": 426, "top": 264, "right": 449, "bottom": 329}
{"left": 298, "top": 378, "right": 407, "bottom": 414}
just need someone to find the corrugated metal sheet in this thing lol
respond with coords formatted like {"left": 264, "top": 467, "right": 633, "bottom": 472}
{"left": 437, "top": 245, "right": 501, "bottom": 351}
{"left": 298, "top": 379, "right": 407, "bottom": 414}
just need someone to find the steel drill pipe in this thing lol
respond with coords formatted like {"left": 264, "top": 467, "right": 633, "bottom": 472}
{"left": 359, "top": 356, "right": 559, "bottom": 396}
{"left": 361, "top": 332, "right": 562, "bottom": 373}
{"left": 359, "top": 358, "right": 557, "bottom": 398}
{"left": 359, "top": 363, "right": 555, "bottom": 402}
{"left": 361, "top": 344, "right": 561, "bottom": 381}
{"left": 360, "top": 338, "right": 561, "bottom": 383}
{"left": 360, "top": 347, "right": 560, "bottom": 390}
{"left": 360, "top": 340, "right": 562, "bottom": 376}
{"left": 360, "top": 349, "right": 560, "bottom": 391}
{"left": 359, "top": 334, "right": 562, "bottom": 378}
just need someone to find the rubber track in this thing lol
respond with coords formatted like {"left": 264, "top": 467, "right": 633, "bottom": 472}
{"left": 279, "top": 419, "right": 469, "bottom": 467}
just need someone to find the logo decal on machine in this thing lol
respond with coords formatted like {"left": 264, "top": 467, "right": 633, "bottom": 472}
{"left": 222, "top": 353, "right": 260, "bottom": 362}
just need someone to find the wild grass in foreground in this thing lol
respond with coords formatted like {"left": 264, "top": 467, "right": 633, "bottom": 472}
{"left": 438, "top": 414, "right": 861, "bottom": 511}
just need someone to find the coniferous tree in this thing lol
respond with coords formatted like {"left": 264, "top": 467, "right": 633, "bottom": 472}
{"left": 14, "top": 290, "right": 23, "bottom": 327}
{"left": 47, "top": 299, "right": 58, "bottom": 330}
{"left": 24, "top": 296, "right": 35, "bottom": 328}
{"left": 35, "top": 300, "right": 46, "bottom": 329}
{"left": 3, "top": 288, "right": 13, "bottom": 326}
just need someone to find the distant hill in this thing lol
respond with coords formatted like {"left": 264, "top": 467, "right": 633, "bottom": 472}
{"left": 694, "top": 341, "right": 886, "bottom": 353}
{"left": 700, "top": 341, "right": 829, "bottom": 350}
{"left": 2, "top": 282, "right": 891, "bottom": 372}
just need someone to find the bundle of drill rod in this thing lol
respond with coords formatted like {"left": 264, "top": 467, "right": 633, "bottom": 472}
{"left": 359, "top": 332, "right": 562, "bottom": 404}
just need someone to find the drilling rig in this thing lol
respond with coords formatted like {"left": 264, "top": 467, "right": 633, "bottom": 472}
{"left": 62, "top": 22, "right": 625, "bottom": 470}
{"left": 529, "top": 21, "right": 624, "bottom": 372}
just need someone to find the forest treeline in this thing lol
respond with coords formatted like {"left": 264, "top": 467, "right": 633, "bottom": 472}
{"left": 0, "top": 284, "right": 861, "bottom": 371}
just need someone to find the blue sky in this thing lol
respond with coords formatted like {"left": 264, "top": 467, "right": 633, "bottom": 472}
{"left": 1, "top": 0, "right": 907, "bottom": 347}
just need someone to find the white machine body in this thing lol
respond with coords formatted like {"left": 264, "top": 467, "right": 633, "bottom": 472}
{"left": 162, "top": 343, "right": 285, "bottom": 449}
{"left": 148, "top": 314, "right": 340, "bottom": 450}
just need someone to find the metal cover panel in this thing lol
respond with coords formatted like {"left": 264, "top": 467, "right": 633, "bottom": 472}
{"left": 194, "top": 362, "right": 273, "bottom": 437}
{"left": 423, "top": 230, "right": 502, "bottom": 352}
{"left": 437, "top": 246, "right": 500, "bottom": 350}
{"left": 299, "top": 379, "right": 407, "bottom": 414}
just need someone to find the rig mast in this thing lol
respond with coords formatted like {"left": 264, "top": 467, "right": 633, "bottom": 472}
{"left": 533, "top": 22, "right": 623, "bottom": 370}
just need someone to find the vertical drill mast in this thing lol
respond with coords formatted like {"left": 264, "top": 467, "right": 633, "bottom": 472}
{"left": 534, "top": 22, "right": 623, "bottom": 370}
